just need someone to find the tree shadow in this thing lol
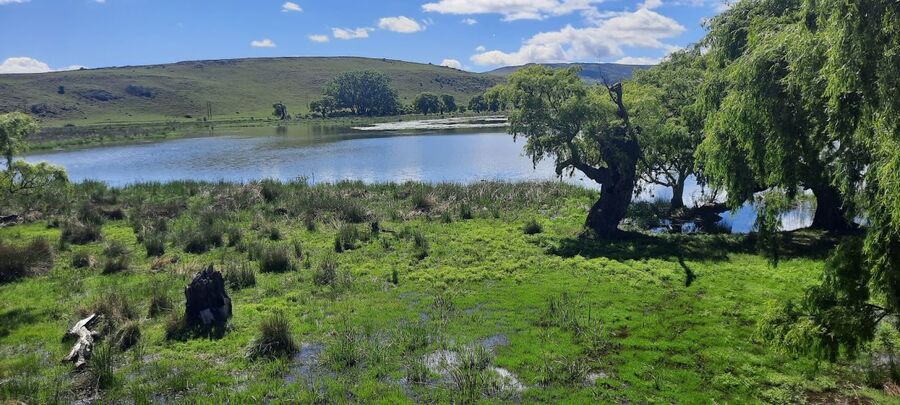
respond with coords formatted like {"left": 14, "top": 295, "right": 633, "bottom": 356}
{"left": 548, "top": 231, "right": 751, "bottom": 263}
{"left": 0, "top": 308, "right": 39, "bottom": 338}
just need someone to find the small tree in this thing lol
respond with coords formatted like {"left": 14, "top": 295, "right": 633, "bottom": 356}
{"left": 414, "top": 93, "right": 440, "bottom": 115}
{"left": 468, "top": 94, "right": 488, "bottom": 113}
{"left": 498, "top": 66, "right": 640, "bottom": 237}
{"left": 309, "top": 96, "right": 338, "bottom": 118}
{"left": 323, "top": 71, "right": 399, "bottom": 116}
{"left": 440, "top": 95, "right": 457, "bottom": 114}
{"left": 0, "top": 112, "right": 39, "bottom": 170}
{"left": 272, "top": 103, "right": 288, "bottom": 120}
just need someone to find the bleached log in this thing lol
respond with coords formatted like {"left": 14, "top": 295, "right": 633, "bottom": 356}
{"left": 63, "top": 314, "right": 101, "bottom": 369}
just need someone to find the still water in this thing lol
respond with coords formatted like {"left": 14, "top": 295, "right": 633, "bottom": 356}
{"left": 24, "top": 123, "right": 811, "bottom": 233}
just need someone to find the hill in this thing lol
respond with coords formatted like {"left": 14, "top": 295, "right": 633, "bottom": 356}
{"left": 487, "top": 62, "right": 650, "bottom": 84}
{"left": 0, "top": 57, "right": 502, "bottom": 127}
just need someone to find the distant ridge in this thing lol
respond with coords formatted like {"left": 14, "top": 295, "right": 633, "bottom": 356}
{"left": 486, "top": 63, "right": 650, "bottom": 83}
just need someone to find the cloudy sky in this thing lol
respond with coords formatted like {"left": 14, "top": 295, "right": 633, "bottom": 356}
{"left": 0, "top": 0, "right": 728, "bottom": 74}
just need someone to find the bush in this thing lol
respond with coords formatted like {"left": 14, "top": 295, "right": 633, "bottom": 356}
{"left": 460, "top": 203, "right": 473, "bottom": 220}
{"left": 102, "top": 241, "right": 131, "bottom": 274}
{"left": 61, "top": 220, "right": 102, "bottom": 245}
{"left": 0, "top": 238, "right": 53, "bottom": 283}
{"left": 334, "top": 223, "right": 362, "bottom": 252}
{"left": 224, "top": 262, "right": 257, "bottom": 289}
{"left": 71, "top": 250, "right": 96, "bottom": 269}
{"left": 259, "top": 244, "right": 294, "bottom": 273}
{"left": 411, "top": 192, "right": 436, "bottom": 212}
{"left": 523, "top": 219, "right": 543, "bottom": 235}
{"left": 259, "top": 179, "right": 282, "bottom": 203}
{"left": 247, "top": 312, "right": 297, "bottom": 359}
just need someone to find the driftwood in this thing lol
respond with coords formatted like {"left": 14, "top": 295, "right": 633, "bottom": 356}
{"left": 63, "top": 314, "right": 102, "bottom": 369}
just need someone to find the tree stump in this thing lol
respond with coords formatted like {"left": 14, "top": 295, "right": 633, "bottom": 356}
{"left": 184, "top": 265, "right": 232, "bottom": 327}
{"left": 63, "top": 313, "right": 101, "bottom": 369}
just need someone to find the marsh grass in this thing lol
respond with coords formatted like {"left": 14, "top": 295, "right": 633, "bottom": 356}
{"left": 71, "top": 250, "right": 96, "bottom": 269}
{"left": 0, "top": 237, "right": 53, "bottom": 283}
{"left": 247, "top": 312, "right": 297, "bottom": 360}
{"left": 143, "top": 232, "right": 166, "bottom": 257}
{"left": 325, "top": 323, "right": 360, "bottom": 371}
{"left": 223, "top": 261, "right": 257, "bottom": 289}
{"left": 102, "top": 241, "right": 131, "bottom": 274}
{"left": 313, "top": 255, "right": 352, "bottom": 292}
{"left": 147, "top": 282, "right": 174, "bottom": 318}
{"left": 334, "top": 223, "right": 364, "bottom": 252}
{"left": 450, "top": 345, "right": 496, "bottom": 403}
{"left": 258, "top": 244, "right": 294, "bottom": 273}
{"left": 61, "top": 220, "right": 102, "bottom": 245}
{"left": 87, "top": 342, "right": 117, "bottom": 391}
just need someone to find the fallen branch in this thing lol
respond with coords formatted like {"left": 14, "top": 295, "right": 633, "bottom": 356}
{"left": 63, "top": 314, "right": 102, "bottom": 369}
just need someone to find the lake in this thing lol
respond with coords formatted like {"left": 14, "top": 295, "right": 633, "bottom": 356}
{"left": 23, "top": 122, "right": 812, "bottom": 233}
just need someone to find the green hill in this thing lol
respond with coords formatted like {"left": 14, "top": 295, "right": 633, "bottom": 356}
{"left": 0, "top": 57, "right": 502, "bottom": 127}
{"left": 487, "top": 62, "right": 649, "bottom": 84}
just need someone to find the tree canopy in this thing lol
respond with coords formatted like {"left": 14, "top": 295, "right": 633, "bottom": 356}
{"left": 322, "top": 71, "right": 399, "bottom": 116}
{"left": 413, "top": 93, "right": 440, "bottom": 115}
{"left": 0, "top": 112, "right": 39, "bottom": 170}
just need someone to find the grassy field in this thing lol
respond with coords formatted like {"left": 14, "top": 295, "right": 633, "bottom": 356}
{"left": 0, "top": 57, "right": 502, "bottom": 128}
{"left": 0, "top": 180, "right": 894, "bottom": 403}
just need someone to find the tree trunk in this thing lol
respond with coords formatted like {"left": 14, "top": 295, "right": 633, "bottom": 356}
{"left": 585, "top": 140, "right": 639, "bottom": 238}
{"left": 810, "top": 184, "right": 852, "bottom": 232}
{"left": 670, "top": 177, "right": 686, "bottom": 211}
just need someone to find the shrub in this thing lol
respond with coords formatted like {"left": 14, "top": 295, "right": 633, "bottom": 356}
{"left": 259, "top": 179, "right": 282, "bottom": 203}
{"left": 143, "top": 233, "right": 165, "bottom": 257}
{"left": 102, "top": 241, "right": 131, "bottom": 274}
{"left": 61, "top": 220, "right": 102, "bottom": 245}
{"left": 259, "top": 244, "right": 294, "bottom": 273}
{"left": 0, "top": 238, "right": 53, "bottom": 283}
{"left": 247, "top": 312, "right": 297, "bottom": 360}
{"left": 224, "top": 262, "right": 256, "bottom": 289}
{"left": 523, "top": 219, "right": 543, "bottom": 235}
{"left": 334, "top": 223, "right": 361, "bottom": 252}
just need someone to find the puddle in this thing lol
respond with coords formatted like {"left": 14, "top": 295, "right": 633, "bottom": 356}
{"left": 284, "top": 343, "right": 327, "bottom": 384}
{"left": 479, "top": 334, "right": 510, "bottom": 352}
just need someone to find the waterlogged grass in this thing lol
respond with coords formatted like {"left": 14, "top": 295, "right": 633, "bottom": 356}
{"left": 0, "top": 180, "right": 891, "bottom": 403}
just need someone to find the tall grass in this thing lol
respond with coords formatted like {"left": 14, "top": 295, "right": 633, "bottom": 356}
{"left": 102, "top": 241, "right": 131, "bottom": 274}
{"left": 258, "top": 244, "right": 294, "bottom": 273}
{"left": 247, "top": 312, "right": 297, "bottom": 359}
{"left": 0, "top": 238, "right": 53, "bottom": 283}
{"left": 223, "top": 261, "right": 257, "bottom": 289}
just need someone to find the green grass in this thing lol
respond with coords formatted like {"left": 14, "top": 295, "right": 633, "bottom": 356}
{"left": 0, "top": 56, "right": 501, "bottom": 128}
{"left": 0, "top": 180, "right": 893, "bottom": 403}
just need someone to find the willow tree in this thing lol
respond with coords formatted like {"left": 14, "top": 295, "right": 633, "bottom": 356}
{"left": 498, "top": 66, "right": 639, "bottom": 236}
{"left": 632, "top": 48, "right": 706, "bottom": 210}
{"left": 0, "top": 112, "right": 39, "bottom": 170}
{"left": 697, "top": 0, "right": 852, "bottom": 231}
{"left": 726, "top": 0, "right": 900, "bottom": 360}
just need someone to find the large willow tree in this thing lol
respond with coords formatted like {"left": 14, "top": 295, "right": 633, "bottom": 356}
{"left": 698, "top": 0, "right": 853, "bottom": 231}
{"left": 498, "top": 66, "right": 640, "bottom": 236}
{"left": 714, "top": 0, "right": 900, "bottom": 360}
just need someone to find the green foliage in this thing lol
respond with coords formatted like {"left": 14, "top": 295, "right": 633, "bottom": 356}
{"left": 60, "top": 220, "right": 102, "bottom": 245}
{"left": 325, "top": 322, "right": 359, "bottom": 371}
{"left": 413, "top": 93, "right": 440, "bottom": 115}
{"left": 323, "top": 71, "right": 399, "bottom": 116}
{"left": 0, "top": 112, "right": 39, "bottom": 168}
{"left": 309, "top": 95, "right": 338, "bottom": 118}
{"left": 143, "top": 232, "right": 165, "bottom": 257}
{"left": 147, "top": 282, "right": 174, "bottom": 318}
{"left": 439, "top": 94, "right": 456, "bottom": 113}
{"left": 87, "top": 342, "right": 117, "bottom": 390}
{"left": 522, "top": 218, "right": 543, "bottom": 235}
{"left": 1, "top": 161, "right": 69, "bottom": 216}
{"left": 102, "top": 240, "right": 131, "bottom": 274}
{"left": 247, "top": 312, "right": 297, "bottom": 360}
{"left": 258, "top": 244, "right": 294, "bottom": 273}
{"left": 223, "top": 261, "right": 257, "bottom": 290}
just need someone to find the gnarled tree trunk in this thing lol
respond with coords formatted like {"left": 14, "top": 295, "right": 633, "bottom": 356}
{"left": 810, "top": 183, "right": 852, "bottom": 232}
{"left": 585, "top": 140, "right": 640, "bottom": 237}
{"left": 670, "top": 176, "right": 687, "bottom": 211}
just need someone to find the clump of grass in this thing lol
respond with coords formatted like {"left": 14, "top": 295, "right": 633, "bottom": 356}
{"left": 313, "top": 255, "right": 352, "bottom": 292}
{"left": 536, "top": 292, "right": 581, "bottom": 329}
{"left": 247, "top": 312, "right": 297, "bottom": 360}
{"left": 325, "top": 323, "right": 359, "bottom": 371}
{"left": 523, "top": 219, "right": 543, "bottom": 235}
{"left": 460, "top": 203, "right": 473, "bottom": 220}
{"left": 411, "top": 192, "right": 436, "bottom": 212}
{"left": 0, "top": 238, "right": 53, "bottom": 283}
{"left": 334, "top": 223, "right": 362, "bottom": 252}
{"left": 60, "top": 220, "right": 102, "bottom": 245}
{"left": 224, "top": 261, "right": 257, "bottom": 289}
{"left": 79, "top": 289, "right": 139, "bottom": 336}
{"left": 406, "top": 356, "right": 431, "bottom": 385}
{"left": 111, "top": 320, "right": 141, "bottom": 351}
{"left": 87, "top": 342, "right": 116, "bottom": 390}
{"left": 164, "top": 312, "right": 189, "bottom": 341}
{"left": 412, "top": 230, "right": 430, "bottom": 260}
{"left": 178, "top": 212, "right": 226, "bottom": 254}
{"left": 147, "top": 282, "right": 174, "bottom": 318}
{"left": 291, "top": 239, "right": 303, "bottom": 259}
{"left": 143, "top": 232, "right": 166, "bottom": 257}
{"left": 397, "top": 320, "right": 430, "bottom": 353}
{"left": 536, "top": 354, "right": 589, "bottom": 387}
{"left": 226, "top": 226, "right": 243, "bottom": 247}
{"left": 102, "top": 241, "right": 131, "bottom": 274}
{"left": 259, "top": 244, "right": 294, "bottom": 273}
{"left": 71, "top": 250, "right": 96, "bottom": 269}
{"left": 303, "top": 212, "right": 317, "bottom": 231}
{"left": 262, "top": 223, "right": 282, "bottom": 241}
{"left": 259, "top": 179, "right": 282, "bottom": 203}
{"left": 450, "top": 345, "right": 495, "bottom": 403}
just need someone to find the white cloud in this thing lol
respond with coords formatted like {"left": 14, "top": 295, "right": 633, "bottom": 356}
{"left": 615, "top": 56, "right": 661, "bottom": 65}
{"left": 440, "top": 59, "right": 463, "bottom": 69}
{"left": 332, "top": 27, "right": 372, "bottom": 40}
{"left": 640, "top": 0, "right": 663, "bottom": 9}
{"left": 475, "top": 45, "right": 486, "bottom": 52}
{"left": 281, "top": 1, "right": 302, "bottom": 12}
{"left": 308, "top": 34, "right": 329, "bottom": 43}
{"left": 250, "top": 38, "right": 277, "bottom": 48}
{"left": 470, "top": 8, "right": 685, "bottom": 66}
{"left": 378, "top": 16, "right": 423, "bottom": 33}
{"left": 423, "top": 0, "right": 602, "bottom": 21}
{"left": 0, "top": 57, "right": 87, "bottom": 74}
{"left": 0, "top": 0, "right": 30, "bottom": 4}
{"left": 461, "top": 18, "right": 478, "bottom": 25}
{"left": 94, "top": 0, "right": 106, "bottom": 3}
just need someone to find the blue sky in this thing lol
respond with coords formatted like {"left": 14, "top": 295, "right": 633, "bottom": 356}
{"left": 0, "top": 0, "right": 728, "bottom": 73}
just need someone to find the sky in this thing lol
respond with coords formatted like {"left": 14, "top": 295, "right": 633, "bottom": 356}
{"left": 0, "top": 0, "right": 729, "bottom": 74}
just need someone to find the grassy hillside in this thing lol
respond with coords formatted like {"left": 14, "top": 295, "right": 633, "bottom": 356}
{"left": 0, "top": 180, "right": 891, "bottom": 403}
{"left": 0, "top": 57, "right": 502, "bottom": 127}
{"left": 487, "top": 63, "right": 649, "bottom": 84}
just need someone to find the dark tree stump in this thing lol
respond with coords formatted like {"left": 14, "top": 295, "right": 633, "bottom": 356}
{"left": 184, "top": 265, "right": 232, "bottom": 327}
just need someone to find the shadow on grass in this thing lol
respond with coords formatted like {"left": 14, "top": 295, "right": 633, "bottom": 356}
{"left": 0, "top": 308, "right": 39, "bottom": 338}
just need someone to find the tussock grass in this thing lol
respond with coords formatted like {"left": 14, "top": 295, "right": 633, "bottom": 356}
{"left": 102, "top": 240, "right": 131, "bottom": 274}
{"left": 258, "top": 244, "right": 294, "bottom": 273}
{"left": 523, "top": 218, "right": 543, "bottom": 235}
{"left": 60, "top": 220, "right": 102, "bottom": 245}
{"left": 0, "top": 237, "right": 53, "bottom": 283}
{"left": 247, "top": 312, "right": 297, "bottom": 360}
{"left": 223, "top": 261, "right": 256, "bottom": 289}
